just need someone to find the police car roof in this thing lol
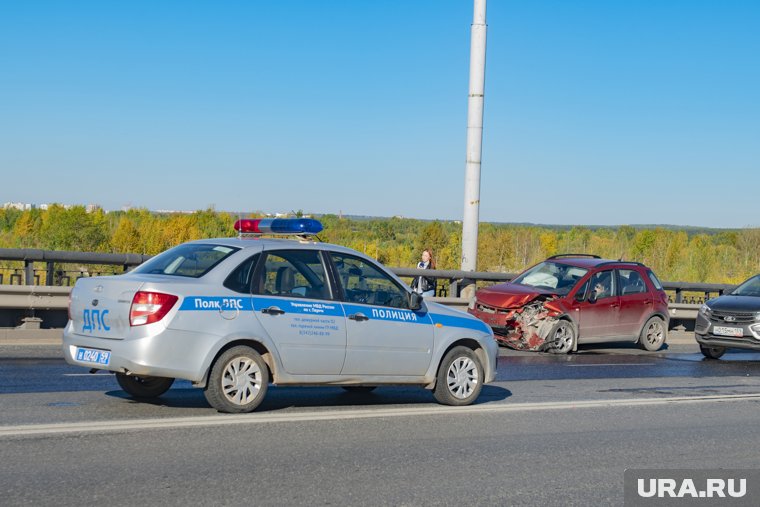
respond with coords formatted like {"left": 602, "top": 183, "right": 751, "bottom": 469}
{"left": 185, "top": 237, "right": 360, "bottom": 255}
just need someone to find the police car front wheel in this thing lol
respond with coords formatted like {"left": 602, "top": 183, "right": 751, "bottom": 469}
{"left": 433, "top": 346, "right": 484, "bottom": 406}
{"left": 204, "top": 346, "right": 269, "bottom": 413}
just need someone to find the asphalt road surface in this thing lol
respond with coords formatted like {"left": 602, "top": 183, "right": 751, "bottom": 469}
{"left": 2, "top": 335, "right": 760, "bottom": 506}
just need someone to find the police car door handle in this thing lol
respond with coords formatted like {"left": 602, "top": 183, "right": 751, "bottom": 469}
{"left": 261, "top": 306, "right": 285, "bottom": 316}
{"left": 348, "top": 313, "right": 369, "bottom": 322}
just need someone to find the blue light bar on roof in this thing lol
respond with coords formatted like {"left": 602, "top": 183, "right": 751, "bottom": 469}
{"left": 234, "top": 218, "right": 323, "bottom": 235}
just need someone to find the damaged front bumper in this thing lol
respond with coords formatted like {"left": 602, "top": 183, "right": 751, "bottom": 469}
{"left": 469, "top": 297, "right": 563, "bottom": 351}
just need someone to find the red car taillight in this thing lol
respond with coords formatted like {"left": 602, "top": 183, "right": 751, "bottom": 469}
{"left": 130, "top": 291, "right": 178, "bottom": 326}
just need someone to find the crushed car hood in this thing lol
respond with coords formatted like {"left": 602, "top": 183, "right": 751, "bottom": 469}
{"left": 475, "top": 283, "right": 556, "bottom": 309}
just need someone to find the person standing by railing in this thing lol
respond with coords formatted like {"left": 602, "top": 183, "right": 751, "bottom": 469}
{"left": 411, "top": 249, "right": 436, "bottom": 298}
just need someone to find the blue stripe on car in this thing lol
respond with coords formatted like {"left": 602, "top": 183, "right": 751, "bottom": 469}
{"left": 430, "top": 313, "right": 492, "bottom": 334}
{"left": 342, "top": 303, "right": 431, "bottom": 325}
{"left": 179, "top": 297, "right": 253, "bottom": 311}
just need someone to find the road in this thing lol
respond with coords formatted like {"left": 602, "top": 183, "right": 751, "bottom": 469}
{"left": 2, "top": 334, "right": 760, "bottom": 506}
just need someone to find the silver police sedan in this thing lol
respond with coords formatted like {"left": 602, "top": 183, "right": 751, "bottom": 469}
{"left": 63, "top": 219, "right": 498, "bottom": 413}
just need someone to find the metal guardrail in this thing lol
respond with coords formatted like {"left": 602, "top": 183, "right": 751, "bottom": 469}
{"left": 0, "top": 248, "right": 736, "bottom": 300}
{"left": 0, "top": 248, "right": 150, "bottom": 286}
{"left": 0, "top": 248, "right": 737, "bottom": 327}
{"left": 0, "top": 285, "right": 71, "bottom": 310}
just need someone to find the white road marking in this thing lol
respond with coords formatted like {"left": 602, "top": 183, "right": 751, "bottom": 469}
{"left": 2, "top": 393, "right": 760, "bottom": 438}
{"left": 566, "top": 363, "right": 656, "bottom": 367}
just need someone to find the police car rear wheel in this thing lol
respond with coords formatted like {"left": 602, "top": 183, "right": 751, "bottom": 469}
{"left": 204, "top": 346, "right": 269, "bottom": 413}
{"left": 115, "top": 373, "right": 174, "bottom": 399}
{"left": 433, "top": 346, "right": 483, "bottom": 406}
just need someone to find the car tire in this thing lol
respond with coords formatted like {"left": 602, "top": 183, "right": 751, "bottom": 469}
{"left": 115, "top": 373, "right": 174, "bottom": 398}
{"left": 204, "top": 346, "right": 269, "bottom": 413}
{"left": 433, "top": 346, "right": 484, "bottom": 406}
{"left": 700, "top": 345, "right": 726, "bottom": 359}
{"left": 546, "top": 319, "right": 576, "bottom": 354}
{"left": 341, "top": 386, "right": 377, "bottom": 393}
{"left": 638, "top": 316, "right": 667, "bottom": 351}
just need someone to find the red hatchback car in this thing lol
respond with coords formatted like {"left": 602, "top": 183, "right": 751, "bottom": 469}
{"left": 468, "top": 254, "right": 670, "bottom": 353}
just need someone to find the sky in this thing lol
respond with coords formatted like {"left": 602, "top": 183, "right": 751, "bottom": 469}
{"left": 1, "top": 0, "right": 758, "bottom": 228}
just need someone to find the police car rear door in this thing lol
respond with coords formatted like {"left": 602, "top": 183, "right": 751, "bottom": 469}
{"left": 251, "top": 249, "right": 347, "bottom": 375}
{"left": 328, "top": 252, "right": 434, "bottom": 376}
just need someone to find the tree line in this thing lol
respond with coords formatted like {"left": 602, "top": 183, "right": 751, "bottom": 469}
{"left": 1, "top": 205, "right": 759, "bottom": 284}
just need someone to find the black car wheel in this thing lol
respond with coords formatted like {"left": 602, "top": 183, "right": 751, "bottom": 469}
{"left": 700, "top": 345, "right": 726, "bottom": 359}
{"left": 115, "top": 373, "right": 174, "bottom": 398}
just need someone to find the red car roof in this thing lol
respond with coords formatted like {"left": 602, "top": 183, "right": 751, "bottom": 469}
{"left": 550, "top": 257, "right": 644, "bottom": 269}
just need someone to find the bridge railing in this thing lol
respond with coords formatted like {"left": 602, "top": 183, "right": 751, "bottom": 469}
{"left": 0, "top": 248, "right": 737, "bottom": 327}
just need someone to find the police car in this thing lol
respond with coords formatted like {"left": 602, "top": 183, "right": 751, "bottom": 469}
{"left": 63, "top": 218, "right": 498, "bottom": 413}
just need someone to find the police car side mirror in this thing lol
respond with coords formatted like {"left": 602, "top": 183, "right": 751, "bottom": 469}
{"left": 409, "top": 292, "right": 423, "bottom": 311}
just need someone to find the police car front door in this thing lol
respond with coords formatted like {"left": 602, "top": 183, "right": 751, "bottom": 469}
{"left": 252, "top": 250, "right": 346, "bottom": 375}
{"left": 330, "top": 253, "right": 434, "bottom": 376}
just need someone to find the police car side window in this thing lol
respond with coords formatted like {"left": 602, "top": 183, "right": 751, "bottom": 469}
{"left": 223, "top": 254, "right": 260, "bottom": 294}
{"left": 253, "top": 250, "right": 330, "bottom": 300}
{"left": 330, "top": 253, "right": 409, "bottom": 309}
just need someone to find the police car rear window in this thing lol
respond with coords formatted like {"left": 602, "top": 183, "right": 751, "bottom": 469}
{"left": 133, "top": 244, "right": 240, "bottom": 278}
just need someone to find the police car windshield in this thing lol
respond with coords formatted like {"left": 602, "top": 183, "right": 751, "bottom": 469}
{"left": 133, "top": 244, "right": 240, "bottom": 278}
{"left": 512, "top": 261, "right": 588, "bottom": 295}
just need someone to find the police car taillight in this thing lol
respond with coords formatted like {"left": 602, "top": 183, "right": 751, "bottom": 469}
{"left": 234, "top": 218, "right": 323, "bottom": 235}
{"left": 130, "top": 291, "right": 178, "bottom": 326}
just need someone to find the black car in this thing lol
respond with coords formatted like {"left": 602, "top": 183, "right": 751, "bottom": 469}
{"left": 695, "top": 274, "right": 760, "bottom": 359}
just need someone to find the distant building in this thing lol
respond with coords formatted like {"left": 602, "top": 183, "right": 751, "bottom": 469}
{"left": 2, "top": 202, "right": 33, "bottom": 211}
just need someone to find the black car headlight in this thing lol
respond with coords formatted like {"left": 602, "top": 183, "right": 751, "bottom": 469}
{"left": 699, "top": 304, "right": 712, "bottom": 318}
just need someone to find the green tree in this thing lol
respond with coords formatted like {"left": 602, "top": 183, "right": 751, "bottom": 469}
{"left": 111, "top": 217, "right": 142, "bottom": 253}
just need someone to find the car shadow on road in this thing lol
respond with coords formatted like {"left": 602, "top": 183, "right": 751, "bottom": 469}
{"left": 104, "top": 384, "right": 512, "bottom": 413}
{"left": 576, "top": 342, "right": 671, "bottom": 353}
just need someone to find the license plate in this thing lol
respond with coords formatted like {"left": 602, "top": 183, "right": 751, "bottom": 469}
{"left": 713, "top": 326, "right": 743, "bottom": 337}
{"left": 76, "top": 347, "right": 111, "bottom": 366}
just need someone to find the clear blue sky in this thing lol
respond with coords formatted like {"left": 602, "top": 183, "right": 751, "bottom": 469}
{"left": 2, "top": 1, "right": 758, "bottom": 228}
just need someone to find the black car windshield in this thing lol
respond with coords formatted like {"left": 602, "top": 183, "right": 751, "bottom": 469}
{"left": 731, "top": 275, "right": 760, "bottom": 297}
{"left": 511, "top": 262, "right": 589, "bottom": 295}
{"left": 133, "top": 244, "right": 240, "bottom": 278}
